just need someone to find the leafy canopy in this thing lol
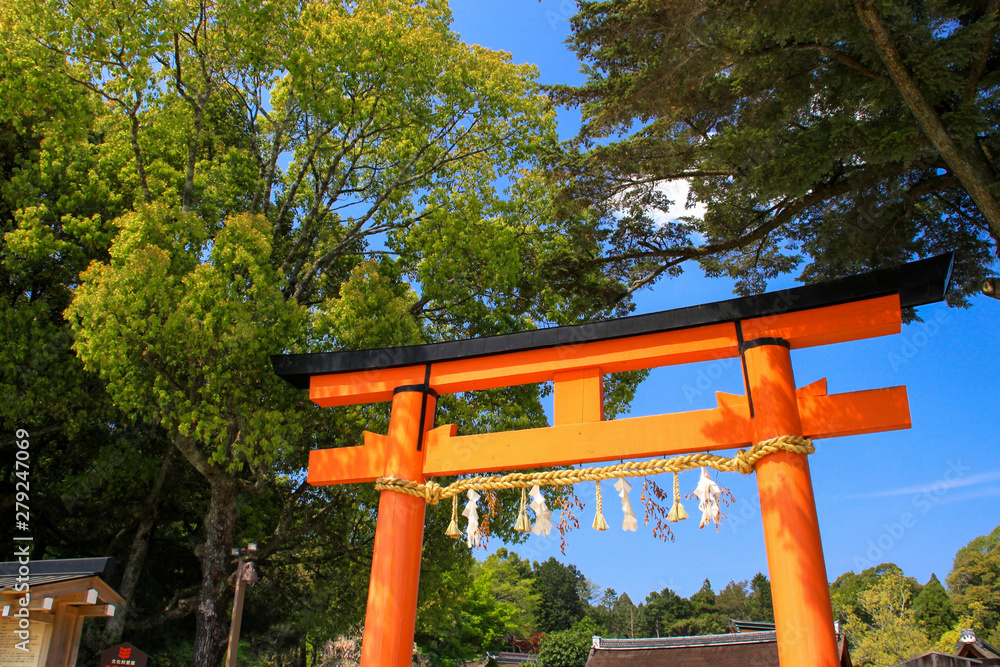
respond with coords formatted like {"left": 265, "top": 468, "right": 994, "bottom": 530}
{"left": 948, "top": 525, "right": 1000, "bottom": 643}
{"left": 842, "top": 568, "right": 930, "bottom": 666}
{"left": 2, "top": 0, "right": 624, "bottom": 664}
{"left": 552, "top": 0, "right": 1000, "bottom": 302}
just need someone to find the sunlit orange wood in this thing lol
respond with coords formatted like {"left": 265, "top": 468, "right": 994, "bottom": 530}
{"left": 308, "top": 431, "right": 388, "bottom": 485}
{"left": 553, "top": 367, "right": 604, "bottom": 424}
{"left": 745, "top": 342, "right": 840, "bottom": 667}
{"left": 308, "top": 296, "right": 902, "bottom": 407}
{"left": 423, "top": 404, "right": 751, "bottom": 476}
{"left": 795, "top": 378, "right": 828, "bottom": 398}
{"left": 799, "top": 386, "right": 910, "bottom": 439}
{"left": 417, "top": 384, "right": 910, "bottom": 477}
{"left": 742, "top": 294, "right": 901, "bottom": 348}
{"left": 360, "top": 389, "right": 435, "bottom": 667}
{"left": 310, "top": 323, "right": 737, "bottom": 407}
{"left": 311, "top": 366, "right": 428, "bottom": 407}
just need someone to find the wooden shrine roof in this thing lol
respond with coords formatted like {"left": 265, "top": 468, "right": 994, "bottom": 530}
{"left": 586, "top": 629, "right": 853, "bottom": 667}
{"left": 0, "top": 557, "right": 117, "bottom": 591}
{"left": 272, "top": 254, "right": 953, "bottom": 389}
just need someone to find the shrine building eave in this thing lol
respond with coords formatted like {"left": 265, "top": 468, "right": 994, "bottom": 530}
{"left": 272, "top": 252, "right": 953, "bottom": 390}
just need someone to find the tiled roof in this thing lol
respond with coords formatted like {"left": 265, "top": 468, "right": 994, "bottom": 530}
{"left": 592, "top": 630, "right": 778, "bottom": 651}
{"left": 728, "top": 619, "right": 777, "bottom": 633}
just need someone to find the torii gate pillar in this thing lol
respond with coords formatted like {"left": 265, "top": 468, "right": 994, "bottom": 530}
{"left": 361, "top": 387, "right": 437, "bottom": 667}
{"left": 746, "top": 340, "right": 839, "bottom": 665}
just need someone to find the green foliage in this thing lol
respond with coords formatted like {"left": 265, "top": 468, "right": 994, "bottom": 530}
{"left": 636, "top": 586, "right": 693, "bottom": 638}
{"left": 912, "top": 574, "right": 958, "bottom": 644}
{"left": 2, "top": 0, "right": 633, "bottom": 665}
{"left": 538, "top": 617, "right": 599, "bottom": 667}
{"left": 831, "top": 562, "right": 921, "bottom": 625}
{"left": 533, "top": 557, "right": 589, "bottom": 633}
{"left": 749, "top": 572, "right": 775, "bottom": 622}
{"left": 416, "top": 548, "right": 543, "bottom": 663}
{"left": 606, "top": 592, "right": 638, "bottom": 638}
{"left": 478, "top": 549, "right": 540, "bottom": 637}
{"left": 586, "top": 586, "right": 617, "bottom": 633}
{"left": 552, "top": 0, "right": 1000, "bottom": 305}
{"left": 947, "top": 525, "right": 1000, "bottom": 639}
{"left": 68, "top": 206, "right": 305, "bottom": 470}
{"left": 934, "top": 615, "right": 975, "bottom": 653}
{"left": 670, "top": 578, "right": 726, "bottom": 636}
{"left": 843, "top": 569, "right": 930, "bottom": 667}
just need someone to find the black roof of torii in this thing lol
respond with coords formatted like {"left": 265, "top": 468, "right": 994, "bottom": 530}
{"left": 272, "top": 253, "right": 954, "bottom": 389}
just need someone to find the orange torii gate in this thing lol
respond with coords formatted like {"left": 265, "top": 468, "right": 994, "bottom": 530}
{"left": 272, "top": 254, "right": 953, "bottom": 667}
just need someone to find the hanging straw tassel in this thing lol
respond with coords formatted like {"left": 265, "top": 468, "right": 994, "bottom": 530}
{"left": 593, "top": 480, "right": 609, "bottom": 531}
{"left": 514, "top": 486, "right": 532, "bottom": 532}
{"left": 445, "top": 495, "right": 462, "bottom": 539}
{"left": 667, "top": 472, "right": 688, "bottom": 522}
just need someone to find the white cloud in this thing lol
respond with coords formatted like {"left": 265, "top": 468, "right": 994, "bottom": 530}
{"left": 841, "top": 469, "right": 1000, "bottom": 500}
{"left": 647, "top": 180, "right": 708, "bottom": 227}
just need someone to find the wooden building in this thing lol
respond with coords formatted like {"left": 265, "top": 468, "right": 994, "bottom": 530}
{"left": 585, "top": 620, "right": 853, "bottom": 667}
{"left": 0, "top": 557, "right": 123, "bottom": 667}
{"left": 891, "top": 628, "right": 1000, "bottom": 667}
{"left": 956, "top": 629, "right": 1000, "bottom": 662}
{"left": 891, "top": 653, "right": 1000, "bottom": 667}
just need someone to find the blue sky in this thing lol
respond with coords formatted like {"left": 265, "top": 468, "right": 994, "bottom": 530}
{"left": 446, "top": 1, "right": 1000, "bottom": 604}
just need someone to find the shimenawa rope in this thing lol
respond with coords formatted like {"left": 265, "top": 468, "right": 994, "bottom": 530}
{"left": 374, "top": 435, "right": 813, "bottom": 504}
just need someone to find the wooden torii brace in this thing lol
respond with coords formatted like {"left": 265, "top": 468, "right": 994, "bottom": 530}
{"left": 272, "top": 254, "right": 953, "bottom": 667}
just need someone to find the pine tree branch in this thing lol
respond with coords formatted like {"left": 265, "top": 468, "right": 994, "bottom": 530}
{"left": 854, "top": 0, "right": 1000, "bottom": 245}
{"left": 592, "top": 177, "right": 857, "bottom": 267}
{"left": 964, "top": 0, "right": 1000, "bottom": 102}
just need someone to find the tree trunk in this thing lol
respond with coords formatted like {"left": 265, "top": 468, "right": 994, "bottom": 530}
{"left": 105, "top": 448, "right": 174, "bottom": 642}
{"left": 854, "top": 0, "right": 1000, "bottom": 244}
{"left": 191, "top": 478, "right": 240, "bottom": 667}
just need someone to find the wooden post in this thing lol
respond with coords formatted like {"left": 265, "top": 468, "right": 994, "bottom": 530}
{"left": 743, "top": 340, "right": 840, "bottom": 667}
{"left": 359, "top": 386, "right": 437, "bottom": 667}
{"left": 224, "top": 559, "right": 248, "bottom": 667}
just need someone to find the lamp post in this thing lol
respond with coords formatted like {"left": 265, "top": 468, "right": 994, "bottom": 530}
{"left": 224, "top": 543, "right": 259, "bottom": 667}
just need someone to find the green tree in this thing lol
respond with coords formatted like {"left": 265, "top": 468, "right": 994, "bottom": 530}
{"left": 749, "top": 572, "right": 775, "bottom": 622}
{"left": 636, "top": 586, "right": 692, "bottom": 638}
{"left": 912, "top": 573, "right": 958, "bottom": 644}
{"left": 667, "top": 579, "right": 725, "bottom": 636}
{"left": 478, "top": 549, "right": 540, "bottom": 640}
{"left": 552, "top": 0, "right": 999, "bottom": 303}
{"left": 934, "top": 614, "right": 975, "bottom": 653}
{"left": 533, "top": 557, "right": 589, "bottom": 633}
{"left": 538, "top": 617, "right": 599, "bottom": 667}
{"left": 716, "top": 580, "right": 752, "bottom": 622}
{"left": 947, "top": 525, "right": 1000, "bottom": 642}
{"left": 843, "top": 569, "right": 929, "bottom": 667}
{"left": 607, "top": 592, "right": 638, "bottom": 638}
{"left": 0, "top": 9, "right": 211, "bottom": 659}
{"left": 831, "top": 563, "right": 921, "bottom": 625}
{"left": 586, "top": 587, "right": 617, "bottom": 633}
{"left": 416, "top": 560, "right": 528, "bottom": 663}
{"left": 3, "top": 2, "right": 611, "bottom": 666}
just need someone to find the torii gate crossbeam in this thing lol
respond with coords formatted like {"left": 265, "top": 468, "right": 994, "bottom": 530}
{"left": 273, "top": 253, "right": 953, "bottom": 667}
